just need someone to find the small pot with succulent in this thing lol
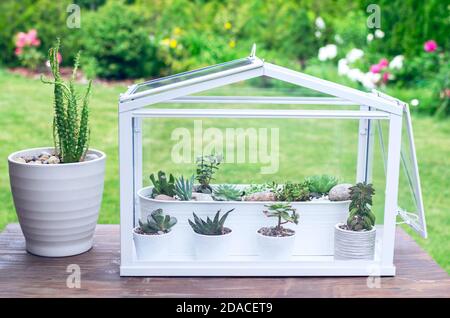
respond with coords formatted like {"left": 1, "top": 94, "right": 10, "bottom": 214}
{"left": 257, "top": 203, "right": 299, "bottom": 260}
{"left": 188, "top": 209, "right": 234, "bottom": 260}
{"left": 334, "top": 182, "right": 377, "bottom": 260}
{"left": 133, "top": 209, "right": 177, "bottom": 260}
{"left": 8, "top": 40, "right": 106, "bottom": 257}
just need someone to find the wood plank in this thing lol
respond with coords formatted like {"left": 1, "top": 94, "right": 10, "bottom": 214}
{"left": 0, "top": 224, "right": 448, "bottom": 298}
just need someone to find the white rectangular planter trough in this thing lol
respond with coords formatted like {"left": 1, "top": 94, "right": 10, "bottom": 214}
{"left": 119, "top": 47, "right": 427, "bottom": 276}
{"left": 138, "top": 186, "right": 350, "bottom": 257}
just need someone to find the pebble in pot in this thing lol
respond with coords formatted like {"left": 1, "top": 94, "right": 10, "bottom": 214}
{"left": 328, "top": 183, "right": 353, "bottom": 201}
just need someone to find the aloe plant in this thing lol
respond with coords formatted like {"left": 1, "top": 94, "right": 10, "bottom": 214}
{"left": 175, "top": 175, "right": 194, "bottom": 201}
{"left": 41, "top": 39, "right": 91, "bottom": 163}
{"left": 138, "top": 209, "right": 177, "bottom": 234}
{"left": 188, "top": 209, "right": 234, "bottom": 235}
{"left": 212, "top": 184, "right": 242, "bottom": 201}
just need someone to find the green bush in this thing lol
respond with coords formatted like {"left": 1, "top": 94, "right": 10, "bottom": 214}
{"left": 80, "top": 1, "right": 159, "bottom": 79}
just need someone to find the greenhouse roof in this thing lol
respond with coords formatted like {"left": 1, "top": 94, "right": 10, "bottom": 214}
{"left": 119, "top": 45, "right": 405, "bottom": 116}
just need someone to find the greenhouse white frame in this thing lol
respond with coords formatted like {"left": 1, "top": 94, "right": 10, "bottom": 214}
{"left": 118, "top": 47, "right": 426, "bottom": 276}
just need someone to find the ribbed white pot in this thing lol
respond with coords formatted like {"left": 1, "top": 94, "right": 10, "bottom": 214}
{"left": 256, "top": 230, "right": 296, "bottom": 260}
{"left": 192, "top": 230, "right": 233, "bottom": 261}
{"left": 133, "top": 227, "right": 173, "bottom": 261}
{"left": 334, "top": 223, "right": 376, "bottom": 260}
{"left": 8, "top": 147, "right": 106, "bottom": 257}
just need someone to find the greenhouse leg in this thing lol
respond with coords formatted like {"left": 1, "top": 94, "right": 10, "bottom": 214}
{"left": 119, "top": 111, "right": 135, "bottom": 271}
{"left": 133, "top": 117, "right": 143, "bottom": 226}
{"left": 381, "top": 114, "right": 403, "bottom": 267}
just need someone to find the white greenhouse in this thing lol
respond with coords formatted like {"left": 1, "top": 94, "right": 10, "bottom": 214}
{"left": 118, "top": 47, "right": 426, "bottom": 276}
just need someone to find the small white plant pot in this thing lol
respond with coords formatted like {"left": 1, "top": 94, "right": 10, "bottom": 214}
{"left": 192, "top": 230, "right": 233, "bottom": 261}
{"left": 334, "top": 223, "right": 376, "bottom": 260}
{"left": 133, "top": 227, "right": 173, "bottom": 261}
{"left": 8, "top": 147, "right": 106, "bottom": 257}
{"left": 256, "top": 230, "right": 296, "bottom": 260}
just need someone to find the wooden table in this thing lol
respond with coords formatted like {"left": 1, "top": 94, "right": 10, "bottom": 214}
{"left": 0, "top": 224, "right": 448, "bottom": 297}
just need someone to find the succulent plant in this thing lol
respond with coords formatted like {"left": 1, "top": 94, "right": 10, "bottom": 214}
{"left": 242, "top": 183, "right": 271, "bottom": 196}
{"left": 188, "top": 209, "right": 234, "bottom": 235}
{"left": 175, "top": 175, "right": 194, "bottom": 201}
{"left": 195, "top": 154, "right": 222, "bottom": 194}
{"left": 346, "top": 182, "right": 376, "bottom": 231}
{"left": 138, "top": 209, "right": 177, "bottom": 234}
{"left": 212, "top": 184, "right": 242, "bottom": 201}
{"left": 263, "top": 202, "right": 299, "bottom": 230}
{"left": 305, "top": 175, "right": 338, "bottom": 196}
{"left": 273, "top": 182, "right": 310, "bottom": 201}
{"left": 149, "top": 171, "right": 176, "bottom": 198}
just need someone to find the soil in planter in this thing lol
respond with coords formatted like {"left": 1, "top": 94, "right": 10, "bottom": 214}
{"left": 338, "top": 224, "right": 373, "bottom": 232}
{"left": 134, "top": 228, "right": 170, "bottom": 235}
{"left": 258, "top": 226, "right": 295, "bottom": 237}
{"left": 196, "top": 227, "right": 232, "bottom": 236}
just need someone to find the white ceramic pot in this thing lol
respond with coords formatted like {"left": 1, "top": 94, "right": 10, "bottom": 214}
{"left": 334, "top": 223, "right": 376, "bottom": 260}
{"left": 8, "top": 147, "right": 106, "bottom": 257}
{"left": 133, "top": 227, "right": 173, "bottom": 261}
{"left": 256, "top": 230, "right": 296, "bottom": 260}
{"left": 192, "top": 230, "right": 233, "bottom": 260}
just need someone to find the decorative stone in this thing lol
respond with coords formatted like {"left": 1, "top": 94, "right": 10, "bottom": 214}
{"left": 47, "top": 156, "right": 60, "bottom": 164}
{"left": 15, "top": 157, "right": 26, "bottom": 163}
{"left": 328, "top": 183, "right": 353, "bottom": 201}
{"left": 154, "top": 194, "right": 176, "bottom": 201}
{"left": 243, "top": 191, "right": 276, "bottom": 201}
{"left": 85, "top": 153, "right": 99, "bottom": 161}
{"left": 39, "top": 151, "right": 52, "bottom": 157}
{"left": 191, "top": 192, "right": 214, "bottom": 201}
{"left": 29, "top": 160, "right": 42, "bottom": 164}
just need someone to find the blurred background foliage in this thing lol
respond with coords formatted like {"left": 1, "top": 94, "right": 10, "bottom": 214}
{"left": 0, "top": 0, "right": 448, "bottom": 115}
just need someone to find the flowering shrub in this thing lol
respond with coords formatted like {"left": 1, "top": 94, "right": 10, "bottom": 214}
{"left": 14, "top": 29, "right": 44, "bottom": 70}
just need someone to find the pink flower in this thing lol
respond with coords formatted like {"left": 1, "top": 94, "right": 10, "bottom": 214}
{"left": 424, "top": 40, "right": 437, "bottom": 52}
{"left": 14, "top": 47, "right": 22, "bottom": 56}
{"left": 15, "top": 32, "right": 27, "bottom": 48}
{"left": 370, "top": 64, "right": 382, "bottom": 73}
{"left": 382, "top": 72, "right": 390, "bottom": 83}
{"left": 379, "top": 58, "right": 389, "bottom": 68}
{"left": 57, "top": 52, "right": 62, "bottom": 64}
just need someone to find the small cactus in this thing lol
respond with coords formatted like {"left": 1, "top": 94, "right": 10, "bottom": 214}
{"left": 188, "top": 209, "right": 234, "bottom": 235}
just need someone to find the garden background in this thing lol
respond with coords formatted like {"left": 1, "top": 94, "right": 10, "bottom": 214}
{"left": 0, "top": 0, "right": 448, "bottom": 272}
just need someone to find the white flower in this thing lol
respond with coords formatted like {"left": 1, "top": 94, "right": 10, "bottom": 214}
{"left": 410, "top": 99, "right": 420, "bottom": 107}
{"left": 318, "top": 44, "right": 337, "bottom": 61}
{"left": 375, "top": 29, "right": 385, "bottom": 38}
{"left": 361, "top": 72, "right": 381, "bottom": 89}
{"left": 346, "top": 48, "right": 364, "bottom": 63}
{"left": 315, "top": 30, "right": 322, "bottom": 38}
{"left": 334, "top": 34, "right": 344, "bottom": 44}
{"left": 367, "top": 33, "right": 374, "bottom": 42}
{"left": 347, "top": 68, "right": 365, "bottom": 82}
{"left": 315, "top": 17, "right": 326, "bottom": 30}
{"left": 389, "top": 55, "right": 404, "bottom": 70}
{"left": 338, "top": 58, "right": 349, "bottom": 75}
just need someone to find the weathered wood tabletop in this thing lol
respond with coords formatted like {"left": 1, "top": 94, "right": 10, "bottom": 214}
{"left": 0, "top": 224, "right": 448, "bottom": 298}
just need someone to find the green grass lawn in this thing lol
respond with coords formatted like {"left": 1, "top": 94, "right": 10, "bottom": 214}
{"left": 0, "top": 68, "right": 448, "bottom": 273}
